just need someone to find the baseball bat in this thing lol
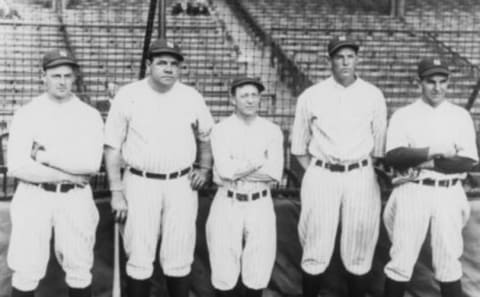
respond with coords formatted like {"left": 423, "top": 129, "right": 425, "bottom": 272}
{"left": 112, "top": 222, "right": 121, "bottom": 297}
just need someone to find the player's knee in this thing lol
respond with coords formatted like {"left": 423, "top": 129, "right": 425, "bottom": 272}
{"left": 12, "top": 273, "right": 40, "bottom": 292}
{"left": 126, "top": 263, "right": 154, "bottom": 280}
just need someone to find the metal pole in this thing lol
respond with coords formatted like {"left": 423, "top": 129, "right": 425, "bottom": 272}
{"left": 139, "top": 0, "right": 158, "bottom": 79}
{"left": 158, "top": 0, "right": 166, "bottom": 39}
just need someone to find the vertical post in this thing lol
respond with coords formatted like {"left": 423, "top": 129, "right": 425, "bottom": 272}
{"left": 158, "top": 0, "right": 166, "bottom": 39}
{"left": 139, "top": 0, "right": 158, "bottom": 79}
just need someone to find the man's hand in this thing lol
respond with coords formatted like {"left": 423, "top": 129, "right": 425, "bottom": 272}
{"left": 111, "top": 190, "right": 128, "bottom": 223}
{"left": 189, "top": 168, "right": 210, "bottom": 190}
{"left": 31, "top": 141, "right": 45, "bottom": 161}
{"left": 67, "top": 174, "right": 90, "bottom": 186}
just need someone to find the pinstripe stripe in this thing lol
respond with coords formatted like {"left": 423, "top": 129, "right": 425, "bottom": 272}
{"left": 206, "top": 188, "right": 276, "bottom": 290}
{"left": 384, "top": 183, "right": 469, "bottom": 282}
{"left": 299, "top": 162, "right": 380, "bottom": 275}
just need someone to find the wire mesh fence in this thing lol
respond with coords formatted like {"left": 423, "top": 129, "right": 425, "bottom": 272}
{"left": 1, "top": 0, "right": 480, "bottom": 199}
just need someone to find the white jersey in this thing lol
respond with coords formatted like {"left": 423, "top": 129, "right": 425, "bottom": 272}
{"left": 104, "top": 79, "right": 214, "bottom": 173}
{"left": 291, "top": 76, "right": 387, "bottom": 163}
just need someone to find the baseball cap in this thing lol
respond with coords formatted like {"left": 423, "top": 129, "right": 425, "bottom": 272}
{"left": 42, "top": 49, "right": 79, "bottom": 70}
{"left": 148, "top": 39, "right": 184, "bottom": 62}
{"left": 417, "top": 58, "right": 450, "bottom": 79}
{"left": 230, "top": 76, "right": 265, "bottom": 95}
{"left": 327, "top": 36, "right": 359, "bottom": 57}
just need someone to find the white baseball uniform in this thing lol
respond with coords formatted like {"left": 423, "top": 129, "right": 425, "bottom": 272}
{"left": 104, "top": 79, "right": 214, "bottom": 280}
{"left": 7, "top": 94, "right": 104, "bottom": 291}
{"left": 383, "top": 99, "right": 478, "bottom": 282}
{"left": 291, "top": 76, "right": 387, "bottom": 275}
{"left": 206, "top": 114, "right": 283, "bottom": 290}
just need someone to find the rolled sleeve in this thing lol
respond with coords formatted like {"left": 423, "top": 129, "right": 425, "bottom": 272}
{"left": 194, "top": 92, "right": 214, "bottom": 142}
{"left": 104, "top": 89, "right": 130, "bottom": 149}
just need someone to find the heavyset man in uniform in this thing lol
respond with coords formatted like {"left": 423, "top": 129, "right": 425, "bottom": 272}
{"left": 5, "top": 36, "right": 478, "bottom": 297}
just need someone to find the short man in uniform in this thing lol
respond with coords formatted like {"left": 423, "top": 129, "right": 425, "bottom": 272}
{"left": 291, "top": 36, "right": 387, "bottom": 297}
{"left": 206, "top": 77, "right": 283, "bottom": 297}
{"left": 382, "top": 58, "right": 478, "bottom": 297}
{"left": 104, "top": 39, "right": 214, "bottom": 297}
{"left": 7, "top": 50, "right": 104, "bottom": 297}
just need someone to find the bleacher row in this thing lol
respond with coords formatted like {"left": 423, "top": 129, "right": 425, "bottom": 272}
{"left": 1, "top": 0, "right": 480, "bottom": 157}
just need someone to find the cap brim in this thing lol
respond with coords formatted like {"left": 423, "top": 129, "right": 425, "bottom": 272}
{"left": 43, "top": 59, "right": 79, "bottom": 70}
{"left": 419, "top": 67, "right": 450, "bottom": 78}
{"left": 230, "top": 80, "right": 265, "bottom": 94}
{"left": 149, "top": 50, "right": 184, "bottom": 62}
{"left": 328, "top": 42, "right": 359, "bottom": 56}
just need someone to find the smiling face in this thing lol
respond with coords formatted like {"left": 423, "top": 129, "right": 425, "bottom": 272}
{"left": 43, "top": 65, "right": 75, "bottom": 101}
{"left": 329, "top": 47, "right": 358, "bottom": 86}
{"left": 231, "top": 84, "right": 261, "bottom": 119}
{"left": 420, "top": 74, "right": 449, "bottom": 107}
{"left": 148, "top": 54, "right": 180, "bottom": 90}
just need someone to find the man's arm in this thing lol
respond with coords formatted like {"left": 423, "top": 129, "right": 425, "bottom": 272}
{"left": 35, "top": 113, "right": 104, "bottom": 175}
{"left": 7, "top": 109, "right": 88, "bottom": 185}
{"left": 190, "top": 139, "right": 213, "bottom": 190}
{"left": 371, "top": 91, "right": 387, "bottom": 158}
{"left": 105, "top": 145, "right": 127, "bottom": 223}
{"left": 246, "top": 127, "right": 284, "bottom": 183}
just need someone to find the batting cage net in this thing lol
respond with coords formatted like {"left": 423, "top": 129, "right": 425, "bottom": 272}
{"left": 1, "top": 1, "right": 480, "bottom": 297}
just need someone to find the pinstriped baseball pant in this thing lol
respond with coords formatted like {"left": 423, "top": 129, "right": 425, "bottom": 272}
{"left": 383, "top": 182, "right": 470, "bottom": 282}
{"left": 122, "top": 171, "right": 198, "bottom": 280}
{"left": 8, "top": 183, "right": 99, "bottom": 291}
{"left": 298, "top": 162, "right": 381, "bottom": 275}
{"left": 206, "top": 188, "right": 276, "bottom": 290}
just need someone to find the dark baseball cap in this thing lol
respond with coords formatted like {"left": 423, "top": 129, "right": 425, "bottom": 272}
{"left": 148, "top": 39, "right": 184, "bottom": 62}
{"left": 327, "top": 36, "right": 359, "bottom": 57}
{"left": 417, "top": 58, "right": 450, "bottom": 79}
{"left": 230, "top": 76, "right": 265, "bottom": 95}
{"left": 42, "top": 49, "right": 78, "bottom": 70}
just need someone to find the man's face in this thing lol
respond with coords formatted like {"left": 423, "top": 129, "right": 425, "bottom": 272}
{"left": 232, "top": 84, "right": 261, "bottom": 118}
{"left": 420, "top": 74, "right": 449, "bottom": 107}
{"left": 148, "top": 54, "right": 180, "bottom": 89}
{"left": 43, "top": 65, "right": 75, "bottom": 100}
{"left": 329, "top": 47, "right": 358, "bottom": 83}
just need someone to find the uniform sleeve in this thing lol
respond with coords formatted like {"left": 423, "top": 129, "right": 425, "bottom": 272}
{"left": 7, "top": 108, "right": 35, "bottom": 174}
{"left": 291, "top": 92, "right": 311, "bottom": 156}
{"left": 385, "top": 110, "right": 409, "bottom": 153}
{"left": 247, "top": 125, "right": 284, "bottom": 182}
{"left": 371, "top": 90, "right": 387, "bottom": 158}
{"left": 104, "top": 88, "right": 130, "bottom": 149}
{"left": 456, "top": 111, "right": 478, "bottom": 161}
{"left": 194, "top": 91, "right": 214, "bottom": 142}
{"left": 42, "top": 110, "right": 104, "bottom": 174}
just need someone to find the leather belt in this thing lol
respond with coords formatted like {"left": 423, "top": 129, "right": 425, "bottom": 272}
{"left": 413, "top": 178, "right": 460, "bottom": 188}
{"left": 33, "top": 183, "right": 84, "bottom": 193}
{"left": 315, "top": 159, "right": 369, "bottom": 172}
{"left": 227, "top": 189, "right": 268, "bottom": 202}
{"left": 129, "top": 167, "right": 191, "bottom": 180}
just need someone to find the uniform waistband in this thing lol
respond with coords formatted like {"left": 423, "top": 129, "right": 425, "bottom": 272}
{"left": 315, "top": 159, "right": 369, "bottom": 172}
{"left": 27, "top": 182, "right": 84, "bottom": 193}
{"left": 129, "top": 166, "right": 191, "bottom": 180}
{"left": 413, "top": 178, "right": 460, "bottom": 188}
{"left": 226, "top": 189, "right": 268, "bottom": 202}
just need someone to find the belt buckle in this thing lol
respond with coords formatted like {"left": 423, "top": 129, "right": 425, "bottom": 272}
{"left": 236, "top": 193, "right": 249, "bottom": 201}
{"left": 329, "top": 163, "right": 345, "bottom": 172}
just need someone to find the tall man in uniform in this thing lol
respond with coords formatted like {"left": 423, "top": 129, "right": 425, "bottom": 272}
{"left": 7, "top": 50, "right": 104, "bottom": 297}
{"left": 104, "top": 39, "right": 214, "bottom": 297}
{"left": 206, "top": 77, "right": 283, "bottom": 297}
{"left": 382, "top": 58, "right": 478, "bottom": 297}
{"left": 291, "top": 36, "right": 387, "bottom": 297}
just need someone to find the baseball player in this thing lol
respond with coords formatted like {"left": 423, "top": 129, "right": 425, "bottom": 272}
{"left": 291, "top": 36, "right": 387, "bottom": 297}
{"left": 382, "top": 58, "right": 478, "bottom": 297}
{"left": 7, "top": 50, "right": 104, "bottom": 297}
{"left": 104, "top": 39, "right": 214, "bottom": 297}
{"left": 206, "top": 77, "right": 284, "bottom": 297}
